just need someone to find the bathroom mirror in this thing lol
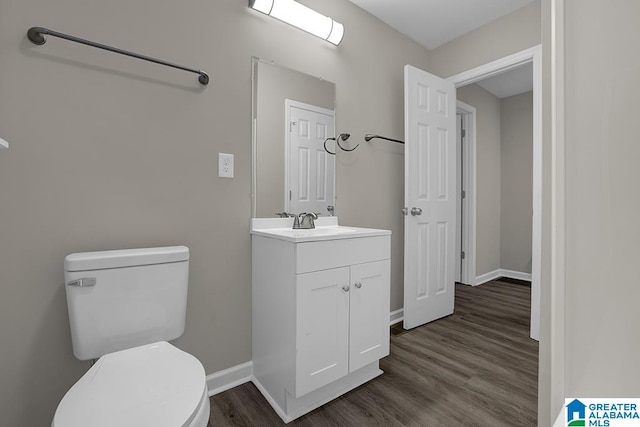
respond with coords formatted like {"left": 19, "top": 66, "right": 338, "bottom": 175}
{"left": 251, "top": 57, "right": 337, "bottom": 218}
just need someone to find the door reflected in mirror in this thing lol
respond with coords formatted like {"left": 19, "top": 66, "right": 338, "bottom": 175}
{"left": 252, "top": 58, "right": 336, "bottom": 218}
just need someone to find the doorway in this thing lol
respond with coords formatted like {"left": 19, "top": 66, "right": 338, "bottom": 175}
{"left": 448, "top": 45, "right": 542, "bottom": 340}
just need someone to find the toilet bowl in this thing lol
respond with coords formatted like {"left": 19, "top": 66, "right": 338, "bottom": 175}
{"left": 53, "top": 341, "right": 210, "bottom": 427}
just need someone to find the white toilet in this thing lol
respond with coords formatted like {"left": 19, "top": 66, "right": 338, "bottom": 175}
{"left": 53, "top": 246, "right": 210, "bottom": 427}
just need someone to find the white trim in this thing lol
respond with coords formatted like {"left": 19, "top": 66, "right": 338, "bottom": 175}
{"left": 448, "top": 46, "right": 541, "bottom": 87}
{"left": 251, "top": 375, "right": 289, "bottom": 421}
{"left": 475, "top": 268, "right": 532, "bottom": 286}
{"left": 475, "top": 269, "right": 502, "bottom": 286}
{"left": 530, "top": 44, "right": 543, "bottom": 341}
{"left": 549, "top": 0, "right": 566, "bottom": 420}
{"left": 500, "top": 269, "right": 532, "bottom": 282}
{"left": 389, "top": 308, "right": 404, "bottom": 325}
{"left": 253, "top": 364, "right": 382, "bottom": 423}
{"left": 206, "top": 361, "right": 253, "bottom": 396}
{"left": 448, "top": 44, "right": 542, "bottom": 341}
{"left": 456, "top": 100, "right": 477, "bottom": 287}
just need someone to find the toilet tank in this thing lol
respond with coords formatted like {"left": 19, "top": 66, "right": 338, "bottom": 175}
{"left": 64, "top": 246, "right": 190, "bottom": 360}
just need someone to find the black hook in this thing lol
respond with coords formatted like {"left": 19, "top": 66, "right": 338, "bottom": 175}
{"left": 336, "top": 133, "right": 359, "bottom": 152}
{"left": 324, "top": 133, "right": 356, "bottom": 155}
{"left": 324, "top": 137, "right": 337, "bottom": 155}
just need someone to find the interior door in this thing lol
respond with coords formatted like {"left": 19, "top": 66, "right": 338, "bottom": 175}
{"left": 287, "top": 100, "right": 335, "bottom": 216}
{"left": 403, "top": 65, "right": 456, "bottom": 329}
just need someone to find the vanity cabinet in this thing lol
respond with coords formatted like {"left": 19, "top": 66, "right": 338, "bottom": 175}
{"left": 251, "top": 219, "right": 391, "bottom": 423}
{"left": 296, "top": 259, "right": 389, "bottom": 397}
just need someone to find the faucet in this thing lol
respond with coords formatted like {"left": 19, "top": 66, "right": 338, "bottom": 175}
{"left": 293, "top": 212, "right": 318, "bottom": 229}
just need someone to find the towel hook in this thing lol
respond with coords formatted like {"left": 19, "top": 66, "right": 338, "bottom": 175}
{"left": 324, "top": 133, "right": 356, "bottom": 155}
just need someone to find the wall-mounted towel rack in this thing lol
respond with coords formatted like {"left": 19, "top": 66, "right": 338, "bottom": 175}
{"left": 364, "top": 134, "right": 404, "bottom": 144}
{"left": 27, "top": 27, "right": 209, "bottom": 85}
{"left": 324, "top": 133, "right": 357, "bottom": 155}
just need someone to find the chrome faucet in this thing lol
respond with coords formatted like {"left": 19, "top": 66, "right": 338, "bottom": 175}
{"left": 293, "top": 212, "right": 318, "bottom": 229}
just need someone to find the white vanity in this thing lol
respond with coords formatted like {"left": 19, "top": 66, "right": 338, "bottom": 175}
{"left": 251, "top": 217, "right": 391, "bottom": 422}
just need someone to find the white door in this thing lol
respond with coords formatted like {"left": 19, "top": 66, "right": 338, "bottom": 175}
{"left": 349, "top": 260, "right": 390, "bottom": 373}
{"left": 286, "top": 100, "right": 335, "bottom": 216}
{"left": 295, "top": 267, "right": 349, "bottom": 397}
{"left": 403, "top": 65, "right": 456, "bottom": 329}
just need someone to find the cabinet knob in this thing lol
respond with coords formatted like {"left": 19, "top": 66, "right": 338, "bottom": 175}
{"left": 342, "top": 284, "right": 350, "bottom": 292}
{"left": 354, "top": 282, "right": 362, "bottom": 289}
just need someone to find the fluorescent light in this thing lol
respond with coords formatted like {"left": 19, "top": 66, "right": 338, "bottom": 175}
{"left": 0, "top": 137, "right": 8, "bottom": 149}
{"left": 249, "top": 0, "right": 344, "bottom": 45}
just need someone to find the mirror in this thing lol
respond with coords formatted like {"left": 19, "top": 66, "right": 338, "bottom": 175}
{"left": 251, "top": 58, "right": 337, "bottom": 218}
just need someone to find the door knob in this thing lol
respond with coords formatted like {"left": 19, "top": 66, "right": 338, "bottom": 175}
{"left": 402, "top": 207, "right": 408, "bottom": 216}
{"left": 354, "top": 282, "right": 362, "bottom": 289}
{"left": 411, "top": 207, "right": 423, "bottom": 216}
{"left": 342, "top": 284, "right": 350, "bottom": 292}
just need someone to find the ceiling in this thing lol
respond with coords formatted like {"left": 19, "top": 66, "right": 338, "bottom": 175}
{"left": 346, "top": 0, "right": 536, "bottom": 98}
{"left": 476, "top": 62, "right": 533, "bottom": 99}
{"left": 347, "top": 0, "right": 536, "bottom": 50}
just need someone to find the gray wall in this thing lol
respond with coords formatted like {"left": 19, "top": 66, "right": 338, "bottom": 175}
{"left": 564, "top": 0, "right": 640, "bottom": 399}
{"left": 0, "top": 0, "right": 543, "bottom": 425}
{"left": 0, "top": 0, "right": 431, "bottom": 425}
{"left": 501, "top": 91, "right": 533, "bottom": 273}
{"left": 457, "top": 85, "right": 503, "bottom": 277}
{"left": 457, "top": 87, "right": 533, "bottom": 278}
{"left": 428, "top": 1, "right": 541, "bottom": 79}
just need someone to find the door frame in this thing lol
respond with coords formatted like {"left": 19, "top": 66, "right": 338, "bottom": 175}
{"left": 447, "top": 45, "right": 542, "bottom": 341}
{"left": 456, "top": 101, "right": 477, "bottom": 287}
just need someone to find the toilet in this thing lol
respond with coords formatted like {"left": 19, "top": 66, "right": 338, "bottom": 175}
{"left": 52, "top": 246, "right": 210, "bottom": 427}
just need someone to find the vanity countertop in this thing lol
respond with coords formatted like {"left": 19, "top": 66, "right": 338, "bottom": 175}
{"left": 250, "top": 217, "right": 391, "bottom": 243}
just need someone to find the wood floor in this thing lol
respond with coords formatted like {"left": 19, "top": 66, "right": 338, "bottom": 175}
{"left": 209, "top": 279, "right": 538, "bottom": 426}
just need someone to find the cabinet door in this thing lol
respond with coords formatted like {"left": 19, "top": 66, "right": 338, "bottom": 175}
{"left": 295, "top": 267, "right": 350, "bottom": 397}
{"left": 349, "top": 260, "right": 390, "bottom": 373}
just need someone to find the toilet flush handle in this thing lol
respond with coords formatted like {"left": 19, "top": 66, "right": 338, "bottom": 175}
{"left": 67, "top": 277, "right": 97, "bottom": 287}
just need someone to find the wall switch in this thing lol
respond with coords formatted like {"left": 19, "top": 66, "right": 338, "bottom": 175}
{"left": 218, "top": 153, "right": 234, "bottom": 178}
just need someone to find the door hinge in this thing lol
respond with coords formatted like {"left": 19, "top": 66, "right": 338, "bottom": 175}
{"left": 461, "top": 190, "right": 466, "bottom": 199}
{"left": 290, "top": 121, "right": 297, "bottom": 132}
{"left": 461, "top": 129, "right": 466, "bottom": 138}
{"left": 461, "top": 251, "right": 466, "bottom": 259}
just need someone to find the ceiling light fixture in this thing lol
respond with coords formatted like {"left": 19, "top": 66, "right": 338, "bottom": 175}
{"left": 249, "top": 0, "right": 344, "bottom": 45}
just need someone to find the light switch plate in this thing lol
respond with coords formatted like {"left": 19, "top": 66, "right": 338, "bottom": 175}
{"left": 218, "top": 153, "right": 234, "bottom": 178}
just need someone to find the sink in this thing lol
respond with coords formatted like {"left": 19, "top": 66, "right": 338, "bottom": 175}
{"left": 268, "top": 226, "right": 358, "bottom": 238}
{"left": 250, "top": 217, "right": 390, "bottom": 243}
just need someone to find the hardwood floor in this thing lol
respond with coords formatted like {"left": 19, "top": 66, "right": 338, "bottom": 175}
{"left": 209, "top": 280, "right": 538, "bottom": 426}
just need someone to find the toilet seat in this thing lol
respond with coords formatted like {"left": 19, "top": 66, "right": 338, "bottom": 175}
{"left": 52, "top": 341, "right": 208, "bottom": 427}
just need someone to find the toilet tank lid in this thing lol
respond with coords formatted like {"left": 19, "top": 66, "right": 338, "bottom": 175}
{"left": 65, "top": 246, "right": 189, "bottom": 272}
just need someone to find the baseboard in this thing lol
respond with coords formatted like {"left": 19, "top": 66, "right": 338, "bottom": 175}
{"left": 475, "top": 268, "right": 532, "bottom": 286}
{"left": 389, "top": 308, "right": 403, "bottom": 326}
{"left": 499, "top": 269, "right": 532, "bottom": 282}
{"left": 475, "top": 269, "right": 502, "bottom": 286}
{"left": 206, "top": 361, "right": 253, "bottom": 396}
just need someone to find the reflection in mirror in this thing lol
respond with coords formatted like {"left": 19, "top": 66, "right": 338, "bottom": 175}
{"left": 251, "top": 58, "right": 336, "bottom": 218}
